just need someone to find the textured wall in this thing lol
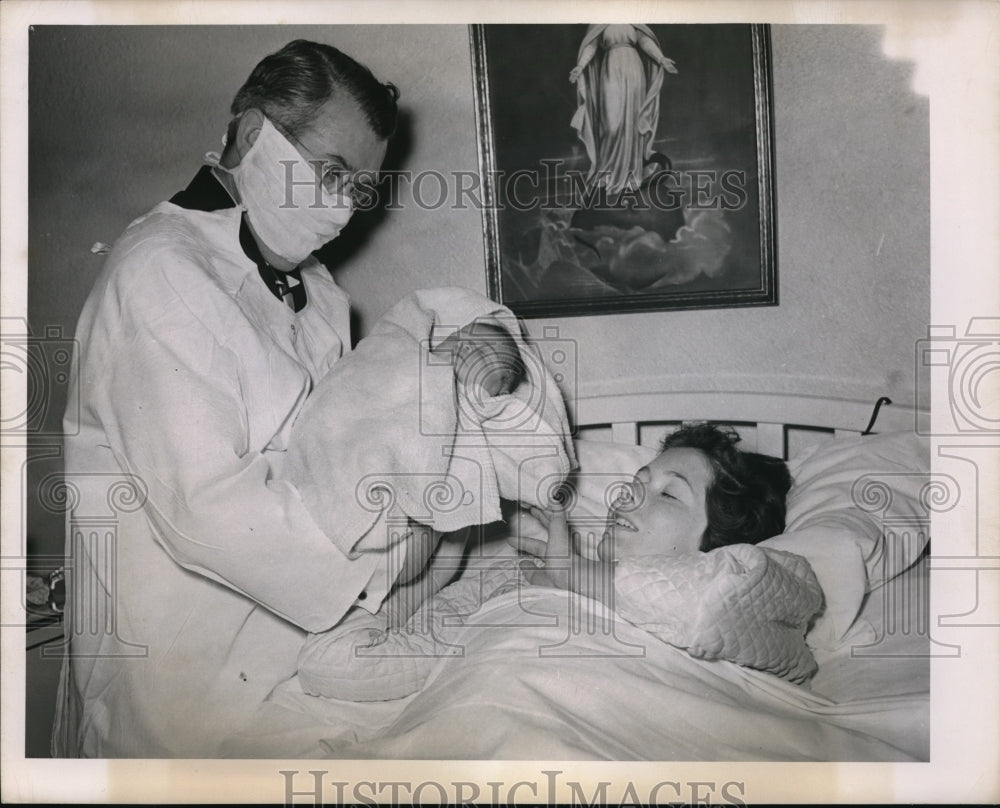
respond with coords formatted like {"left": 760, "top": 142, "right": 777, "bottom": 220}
{"left": 26, "top": 24, "right": 929, "bottom": 554}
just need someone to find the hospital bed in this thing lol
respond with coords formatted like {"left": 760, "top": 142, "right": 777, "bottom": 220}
{"left": 225, "top": 381, "right": 932, "bottom": 761}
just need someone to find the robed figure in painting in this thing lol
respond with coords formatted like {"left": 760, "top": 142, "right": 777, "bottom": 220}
{"left": 569, "top": 24, "right": 679, "bottom": 195}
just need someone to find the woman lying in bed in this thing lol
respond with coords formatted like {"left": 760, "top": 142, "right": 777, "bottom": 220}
{"left": 297, "top": 424, "right": 824, "bottom": 699}
{"left": 522, "top": 422, "right": 791, "bottom": 584}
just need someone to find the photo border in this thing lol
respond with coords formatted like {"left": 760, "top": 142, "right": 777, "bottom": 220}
{"left": 1, "top": 1, "right": 998, "bottom": 805}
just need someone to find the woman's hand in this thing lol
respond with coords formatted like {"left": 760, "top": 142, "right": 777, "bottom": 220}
{"left": 529, "top": 505, "right": 571, "bottom": 565}
{"left": 524, "top": 504, "right": 616, "bottom": 604}
{"left": 569, "top": 65, "right": 584, "bottom": 83}
{"left": 506, "top": 505, "right": 548, "bottom": 559}
{"left": 508, "top": 504, "right": 572, "bottom": 589}
{"left": 522, "top": 505, "right": 580, "bottom": 591}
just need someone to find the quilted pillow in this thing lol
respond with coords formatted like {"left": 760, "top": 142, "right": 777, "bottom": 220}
{"left": 615, "top": 544, "right": 823, "bottom": 683}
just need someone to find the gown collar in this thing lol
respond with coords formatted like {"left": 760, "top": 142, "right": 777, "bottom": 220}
{"left": 170, "top": 166, "right": 307, "bottom": 312}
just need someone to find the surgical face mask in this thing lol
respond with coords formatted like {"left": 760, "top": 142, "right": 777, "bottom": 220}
{"left": 222, "top": 117, "right": 353, "bottom": 266}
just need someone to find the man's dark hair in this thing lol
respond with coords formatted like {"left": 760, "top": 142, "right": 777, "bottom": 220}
{"left": 660, "top": 422, "right": 791, "bottom": 551}
{"left": 231, "top": 39, "right": 400, "bottom": 140}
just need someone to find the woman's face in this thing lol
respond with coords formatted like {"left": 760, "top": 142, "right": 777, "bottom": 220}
{"left": 599, "top": 447, "right": 713, "bottom": 561}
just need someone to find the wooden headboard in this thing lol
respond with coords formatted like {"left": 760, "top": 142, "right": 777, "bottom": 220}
{"left": 569, "top": 385, "right": 928, "bottom": 460}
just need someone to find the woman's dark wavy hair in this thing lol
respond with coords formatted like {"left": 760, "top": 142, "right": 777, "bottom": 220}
{"left": 660, "top": 423, "right": 791, "bottom": 551}
{"left": 231, "top": 39, "right": 400, "bottom": 140}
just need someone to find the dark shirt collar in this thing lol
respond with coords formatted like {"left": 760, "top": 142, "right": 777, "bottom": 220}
{"left": 169, "top": 165, "right": 235, "bottom": 213}
{"left": 171, "top": 166, "right": 307, "bottom": 312}
{"left": 239, "top": 217, "right": 307, "bottom": 312}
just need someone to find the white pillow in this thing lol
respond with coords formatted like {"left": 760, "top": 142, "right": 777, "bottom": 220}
{"left": 785, "top": 429, "right": 930, "bottom": 588}
{"left": 763, "top": 430, "right": 930, "bottom": 649}
{"left": 761, "top": 526, "right": 870, "bottom": 650}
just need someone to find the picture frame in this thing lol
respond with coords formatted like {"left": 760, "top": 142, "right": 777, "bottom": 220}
{"left": 470, "top": 23, "right": 777, "bottom": 317}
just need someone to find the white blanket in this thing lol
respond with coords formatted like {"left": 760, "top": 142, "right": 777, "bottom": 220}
{"left": 223, "top": 565, "right": 926, "bottom": 760}
{"left": 297, "top": 545, "right": 822, "bottom": 702}
{"left": 284, "top": 287, "right": 575, "bottom": 556}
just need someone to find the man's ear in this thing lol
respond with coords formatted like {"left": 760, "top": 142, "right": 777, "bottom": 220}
{"left": 232, "top": 108, "right": 266, "bottom": 164}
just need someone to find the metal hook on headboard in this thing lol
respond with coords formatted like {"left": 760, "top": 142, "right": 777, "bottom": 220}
{"left": 861, "top": 396, "right": 893, "bottom": 435}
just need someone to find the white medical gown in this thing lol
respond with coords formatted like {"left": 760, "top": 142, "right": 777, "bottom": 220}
{"left": 54, "top": 172, "right": 394, "bottom": 757}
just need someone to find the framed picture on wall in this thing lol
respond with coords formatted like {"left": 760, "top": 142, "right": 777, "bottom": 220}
{"left": 470, "top": 23, "right": 777, "bottom": 318}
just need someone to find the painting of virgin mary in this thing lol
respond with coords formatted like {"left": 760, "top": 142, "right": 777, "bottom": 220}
{"left": 472, "top": 23, "right": 776, "bottom": 317}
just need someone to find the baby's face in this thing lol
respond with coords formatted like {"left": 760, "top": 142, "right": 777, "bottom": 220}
{"left": 453, "top": 326, "right": 524, "bottom": 397}
{"left": 598, "top": 448, "right": 713, "bottom": 561}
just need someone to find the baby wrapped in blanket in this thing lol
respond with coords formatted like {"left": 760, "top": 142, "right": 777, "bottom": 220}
{"left": 284, "top": 287, "right": 576, "bottom": 626}
{"left": 297, "top": 424, "right": 825, "bottom": 700}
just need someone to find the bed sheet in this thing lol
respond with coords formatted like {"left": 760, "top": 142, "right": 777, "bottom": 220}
{"left": 810, "top": 552, "right": 930, "bottom": 704}
{"left": 222, "top": 549, "right": 929, "bottom": 761}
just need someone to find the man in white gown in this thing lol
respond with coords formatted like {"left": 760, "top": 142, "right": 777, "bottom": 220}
{"left": 54, "top": 39, "right": 413, "bottom": 757}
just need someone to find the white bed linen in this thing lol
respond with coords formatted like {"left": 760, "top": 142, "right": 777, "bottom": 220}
{"left": 222, "top": 550, "right": 929, "bottom": 761}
